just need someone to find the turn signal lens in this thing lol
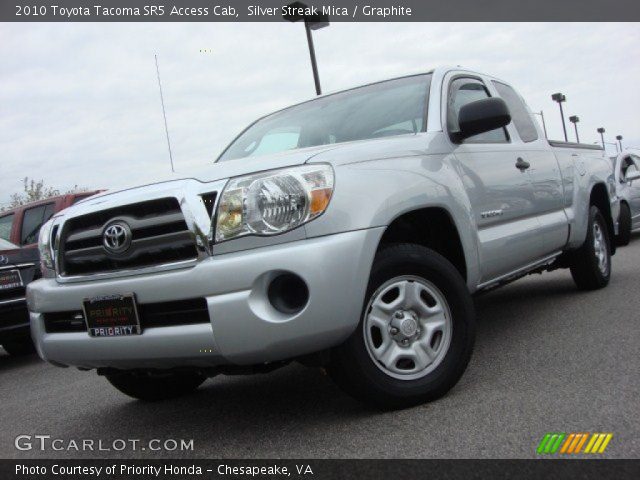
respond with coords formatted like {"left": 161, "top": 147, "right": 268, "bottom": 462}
{"left": 310, "top": 188, "right": 332, "bottom": 215}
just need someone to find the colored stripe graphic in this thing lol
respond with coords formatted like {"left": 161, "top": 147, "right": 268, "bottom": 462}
{"left": 597, "top": 434, "right": 613, "bottom": 453}
{"left": 560, "top": 433, "right": 575, "bottom": 454}
{"left": 574, "top": 433, "right": 589, "bottom": 454}
{"left": 537, "top": 433, "right": 612, "bottom": 454}
{"left": 536, "top": 434, "right": 551, "bottom": 454}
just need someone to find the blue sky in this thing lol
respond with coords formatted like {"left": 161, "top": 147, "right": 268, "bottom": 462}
{"left": 1, "top": 22, "right": 638, "bottom": 205}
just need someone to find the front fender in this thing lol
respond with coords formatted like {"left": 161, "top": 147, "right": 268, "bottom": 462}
{"left": 305, "top": 155, "right": 480, "bottom": 289}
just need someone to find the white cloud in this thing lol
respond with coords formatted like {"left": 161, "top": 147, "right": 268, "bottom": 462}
{"left": 1, "top": 22, "right": 639, "bottom": 204}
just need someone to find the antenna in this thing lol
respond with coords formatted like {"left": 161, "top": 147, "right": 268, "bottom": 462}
{"left": 154, "top": 54, "right": 175, "bottom": 173}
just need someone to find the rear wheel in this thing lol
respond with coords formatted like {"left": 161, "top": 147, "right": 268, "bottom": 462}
{"left": 570, "top": 205, "right": 611, "bottom": 291}
{"left": 106, "top": 371, "right": 206, "bottom": 401}
{"left": 617, "top": 202, "right": 631, "bottom": 246}
{"left": 328, "top": 243, "right": 475, "bottom": 409}
{"left": 2, "top": 338, "right": 35, "bottom": 356}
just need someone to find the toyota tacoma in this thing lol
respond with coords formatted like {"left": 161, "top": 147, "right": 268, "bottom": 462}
{"left": 27, "top": 67, "right": 619, "bottom": 408}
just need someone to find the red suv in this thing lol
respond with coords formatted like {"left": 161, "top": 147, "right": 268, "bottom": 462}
{"left": 0, "top": 192, "right": 100, "bottom": 248}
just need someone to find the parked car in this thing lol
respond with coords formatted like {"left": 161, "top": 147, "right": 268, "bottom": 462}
{"left": 0, "top": 190, "right": 101, "bottom": 247}
{"left": 27, "top": 68, "right": 618, "bottom": 408}
{"left": 0, "top": 238, "right": 40, "bottom": 355}
{"left": 0, "top": 192, "right": 100, "bottom": 249}
{"left": 0, "top": 192, "right": 100, "bottom": 355}
{"left": 612, "top": 150, "right": 640, "bottom": 245}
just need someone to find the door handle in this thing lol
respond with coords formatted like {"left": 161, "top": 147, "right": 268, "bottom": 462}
{"left": 515, "top": 157, "right": 530, "bottom": 171}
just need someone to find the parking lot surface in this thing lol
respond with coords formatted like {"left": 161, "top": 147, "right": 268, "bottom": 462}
{"left": 1, "top": 234, "right": 639, "bottom": 459}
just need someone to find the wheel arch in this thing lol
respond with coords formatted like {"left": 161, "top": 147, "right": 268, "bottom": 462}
{"left": 590, "top": 182, "right": 616, "bottom": 254}
{"left": 377, "top": 207, "right": 469, "bottom": 284}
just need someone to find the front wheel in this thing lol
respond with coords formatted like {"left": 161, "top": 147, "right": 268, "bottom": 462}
{"left": 570, "top": 205, "right": 612, "bottom": 291}
{"left": 328, "top": 243, "right": 475, "bottom": 409}
{"left": 106, "top": 371, "right": 206, "bottom": 401}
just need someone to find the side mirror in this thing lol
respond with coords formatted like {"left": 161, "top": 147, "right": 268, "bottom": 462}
{"left": 626, "top": 170, "right": 640, "bottom": 183}
{"left": 455, "top": 97, "right": 511, "bottom": 141}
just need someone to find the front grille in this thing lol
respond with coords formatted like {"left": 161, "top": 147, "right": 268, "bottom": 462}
{"left": 43, "top": 298, "right": 210, "bottom": 334}
{"left": 60, "top": 198, "right": 197, "bottom": 276}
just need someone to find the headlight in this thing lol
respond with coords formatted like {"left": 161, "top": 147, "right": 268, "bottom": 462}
{"left": 38, "top": 218, "right": 55, "bottom": 270}
{"left": 214, "top": 164, "right": 334, "bottom": 242}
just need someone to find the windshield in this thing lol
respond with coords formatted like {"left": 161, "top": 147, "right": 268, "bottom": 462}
{"left": 218, "top": 74, "right": 432, "bottom": 162}
{"left": 0, "top": 238, "right": 18, "bottom": 250}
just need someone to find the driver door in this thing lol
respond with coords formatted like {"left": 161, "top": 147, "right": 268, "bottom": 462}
{"left": 446, "top": 76, "right": 542, "bottom": 283}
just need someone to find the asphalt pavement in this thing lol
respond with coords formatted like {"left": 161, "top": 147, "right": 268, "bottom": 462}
{"left": 1, "top": 234, "right": 639, "bottom": 459}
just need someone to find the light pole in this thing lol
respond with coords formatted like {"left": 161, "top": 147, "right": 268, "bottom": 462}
{"left": 597, "top": 127, "right": 606, "bottom": 149}
{"left": 551, "top": 93, "right": 568, "bottom": 142}
{"left": 569, "top": 115, "right": 580, "bottom": 143}
{"left": 532, "top": 111, "right": 548, "bottom": 138}
{"left": 284, "top": 2, "right": 330, "bottom": 96}
{"left": 616, "top": 135, "right": 623, "bottom": 151}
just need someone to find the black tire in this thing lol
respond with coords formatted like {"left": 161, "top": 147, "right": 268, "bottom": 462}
{"left": 106, "top": 371, "right": 206, "bottom": 401}
{"left": 2, "top": 338, "right": 35, "bottom": 356}
{"left": 617, "top": 202, "right": 631, "bottom": 247}
{"left": 570, "top": 205, "right": 612, "bottom": 291}
{"left": 328, "top": 243, "right": 475, "bottom": 409}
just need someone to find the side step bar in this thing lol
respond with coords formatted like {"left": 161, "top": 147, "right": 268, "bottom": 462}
{"left": 476, "top": 252, "right": 562, "bottom": 293}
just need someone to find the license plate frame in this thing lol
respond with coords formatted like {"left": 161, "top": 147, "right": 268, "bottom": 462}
{"left": 82, "top": 293, "right": 142, "bottom": 337}
{"left": 0, "top": 269, "right": 23, "bottom": 291}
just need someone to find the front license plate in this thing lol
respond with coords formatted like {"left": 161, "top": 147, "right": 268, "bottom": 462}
{"left": 82, "top": 294, "right": 141, "bottom": 337}
{"left": 0, "top": 270, "right": 22, "bottom": 291}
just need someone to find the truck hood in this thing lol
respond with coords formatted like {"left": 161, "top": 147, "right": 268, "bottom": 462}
{"left": 79, "top": 143, "right": 338, "bottom": 205}
{"left": 70, "top": 133, "right": 442, "bottom": 211}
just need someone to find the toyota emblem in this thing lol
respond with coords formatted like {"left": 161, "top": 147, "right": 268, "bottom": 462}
{"left": 103, "top": 222, "right": 132, "bottom": 254}
{"left": 0, "top": 255, "right": 8, "bottom": 265}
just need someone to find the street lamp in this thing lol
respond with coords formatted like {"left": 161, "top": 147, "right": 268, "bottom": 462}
{"left": 597, "top": 127, "right": 606, "bottom": 149}
{"left": 569, "top": 115, "right": 580, "bottom": 143}
{"left": 551, "top": 92, "right": 568, "bottom": 142}
{"left": 283, "top": 1, "right": 330, "bottom": 96}
{"left": 616, "top": 135, "right": 623, "bottom": 151}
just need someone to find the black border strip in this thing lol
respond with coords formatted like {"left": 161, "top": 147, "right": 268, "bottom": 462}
{"left": 2, "top": 0, "right": 640, "bottom": 22}
{"left": 4, "top": 459, "right": 640, "bottom": 480}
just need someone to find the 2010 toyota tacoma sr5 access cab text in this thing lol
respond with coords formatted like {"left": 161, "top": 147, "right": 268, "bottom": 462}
{"left": 27, "top": 68, "right": 619, "bottom": 408}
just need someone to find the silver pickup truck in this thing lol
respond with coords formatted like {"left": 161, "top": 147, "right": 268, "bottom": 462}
{"left": 28, "top": 67, "right": 618, "bottom": 408}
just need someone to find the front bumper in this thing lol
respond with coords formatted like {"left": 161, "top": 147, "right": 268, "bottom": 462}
{"left": 28, "top": 228, "right": 383, "bottom": 369}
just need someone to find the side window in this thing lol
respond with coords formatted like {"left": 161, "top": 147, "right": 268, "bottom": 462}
{"left": 620, "top": 157, "right": 637, "bottom": 182}
{"left": 0, "top": 214, "right": 14, "bottom": 242}
{"left": 20, "top": 203, "right": 55, "bottom": 245}
{"left": 447, "top": 78, "right": 508, "bottom": 143}
{"left": 492, "top": 81, "right": 539, "bottom": 143}
{"left": 620, "top": 155, "right": 640, "bottom": 183}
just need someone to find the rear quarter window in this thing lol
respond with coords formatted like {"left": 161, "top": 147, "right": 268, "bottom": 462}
{"left": 492, "top": 81, "right": 539, "bottom": 143}
{"left": 20, "top": 203, "right": 55, "bottom": 245}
